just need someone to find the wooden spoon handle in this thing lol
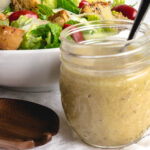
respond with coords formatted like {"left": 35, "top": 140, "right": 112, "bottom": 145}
{"left": 0, "top": 139, "right": 35, "bottom": 150}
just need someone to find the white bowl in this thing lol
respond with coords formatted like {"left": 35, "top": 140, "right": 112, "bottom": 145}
{"left": 0, "top": 48, "right": 60, "bottom": 92}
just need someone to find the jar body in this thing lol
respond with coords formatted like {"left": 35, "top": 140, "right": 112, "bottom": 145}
{"left": 60, "top": 20, "right": 150, "bottom": 148}
{"left": 60, "top": 63, "right": 150, "bottom": 147}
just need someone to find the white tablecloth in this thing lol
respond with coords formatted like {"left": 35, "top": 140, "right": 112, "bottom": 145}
{"left": 0, "top": 87, "right": 150, "bottom": 150}
{"left": 1, "top": 1, "right": 150, "bottom": 150}
{"left": 0, "top": 88, "right": 150, "bottom": 150}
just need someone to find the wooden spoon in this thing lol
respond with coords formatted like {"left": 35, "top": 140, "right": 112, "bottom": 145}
{"left": 0, "top": 98, "right": 59, "bottom": 150}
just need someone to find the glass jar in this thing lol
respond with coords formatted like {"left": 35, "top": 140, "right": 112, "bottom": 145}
{"left": 59, "top": 20, "right": 150, "bottom": 149}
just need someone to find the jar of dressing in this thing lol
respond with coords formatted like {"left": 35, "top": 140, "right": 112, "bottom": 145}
{"left": 60, "top": 20, "right": 150, "bottom": 149}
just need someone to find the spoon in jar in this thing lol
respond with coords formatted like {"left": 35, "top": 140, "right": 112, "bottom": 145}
{"left": 127, "top": 0, "right": 150, "bottom": 40}
{"left": 121, "top": 0, "right": 150, "bottom": 52}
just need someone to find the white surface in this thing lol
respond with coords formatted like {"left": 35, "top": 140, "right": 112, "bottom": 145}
{"left": 0, "top": 48, "right": 60, "bottom": 91}
{"left": 0, "top": 87, "right": 150, "bottom": 150}
{"left": 0, "top": 1, "right": 150, "bottom": 150}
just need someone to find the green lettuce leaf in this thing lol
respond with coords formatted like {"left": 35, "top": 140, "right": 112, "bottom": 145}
{"left": 71, "top": 0, "right": 81, "bottom": 6}
{"left": 112, "top": 10, "right": 120, "bottom": 16}
{"left": 2, "top": 4, "right": 13, "bottom": 15}
{"left": 0, "top": 19, "right": 9, "bottom": 26}
{"left": 20, "top": 22, "right": 62, "bottom": 49}
{"left": 66, "top": 20, "right": 80, "bottom": 25}
{"left": 41, "top": 0, "right": 57, "bottom": 9}
{"left": 57, "top": 0, "right": 80, "bottom": 14}
{"left": 36, "top": 4, "right": 54, "bottom": 20}
{"left": 112, "top": 0, "right": 125, "bottom": 7}
{"left": 85, "top": 14, "right": 101, "bottom": 21}
{"left": 11, "top": 16, "right": 32, "bottom": 28}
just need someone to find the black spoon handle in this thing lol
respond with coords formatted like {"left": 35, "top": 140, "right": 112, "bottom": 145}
{"left": 128, "top": 0, "right": 150, "bottom": 40}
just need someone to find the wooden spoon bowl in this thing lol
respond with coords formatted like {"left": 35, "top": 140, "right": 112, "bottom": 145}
{"left": 0, "top": 98, "right": 59, "bottom": 150}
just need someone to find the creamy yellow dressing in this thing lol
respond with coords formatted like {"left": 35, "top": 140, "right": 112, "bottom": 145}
{"left": 60, "top": 64, "right": 150, "bottom": 146}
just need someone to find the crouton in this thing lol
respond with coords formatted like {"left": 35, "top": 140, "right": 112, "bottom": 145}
{"left": 11, "top": 0, "right": 40, "bottom": 11}
{"left": 80, "top": 1, "right": 114, "bottom": 20}
{"left": 0, "top": 13, "right": 7, "bottom": 21}
{"left": 0, "top": 25, "right": 24, "bottom": 50}
{"left": 48, "top": 10, "right": 69, "bottom": 27}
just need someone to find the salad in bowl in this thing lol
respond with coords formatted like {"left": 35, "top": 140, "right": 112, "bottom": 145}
{"left": 0, "top": 0, "right": 137, "bottom": 91}
{"left": 0, "top": 0, "right": 137, "bottom": 50}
